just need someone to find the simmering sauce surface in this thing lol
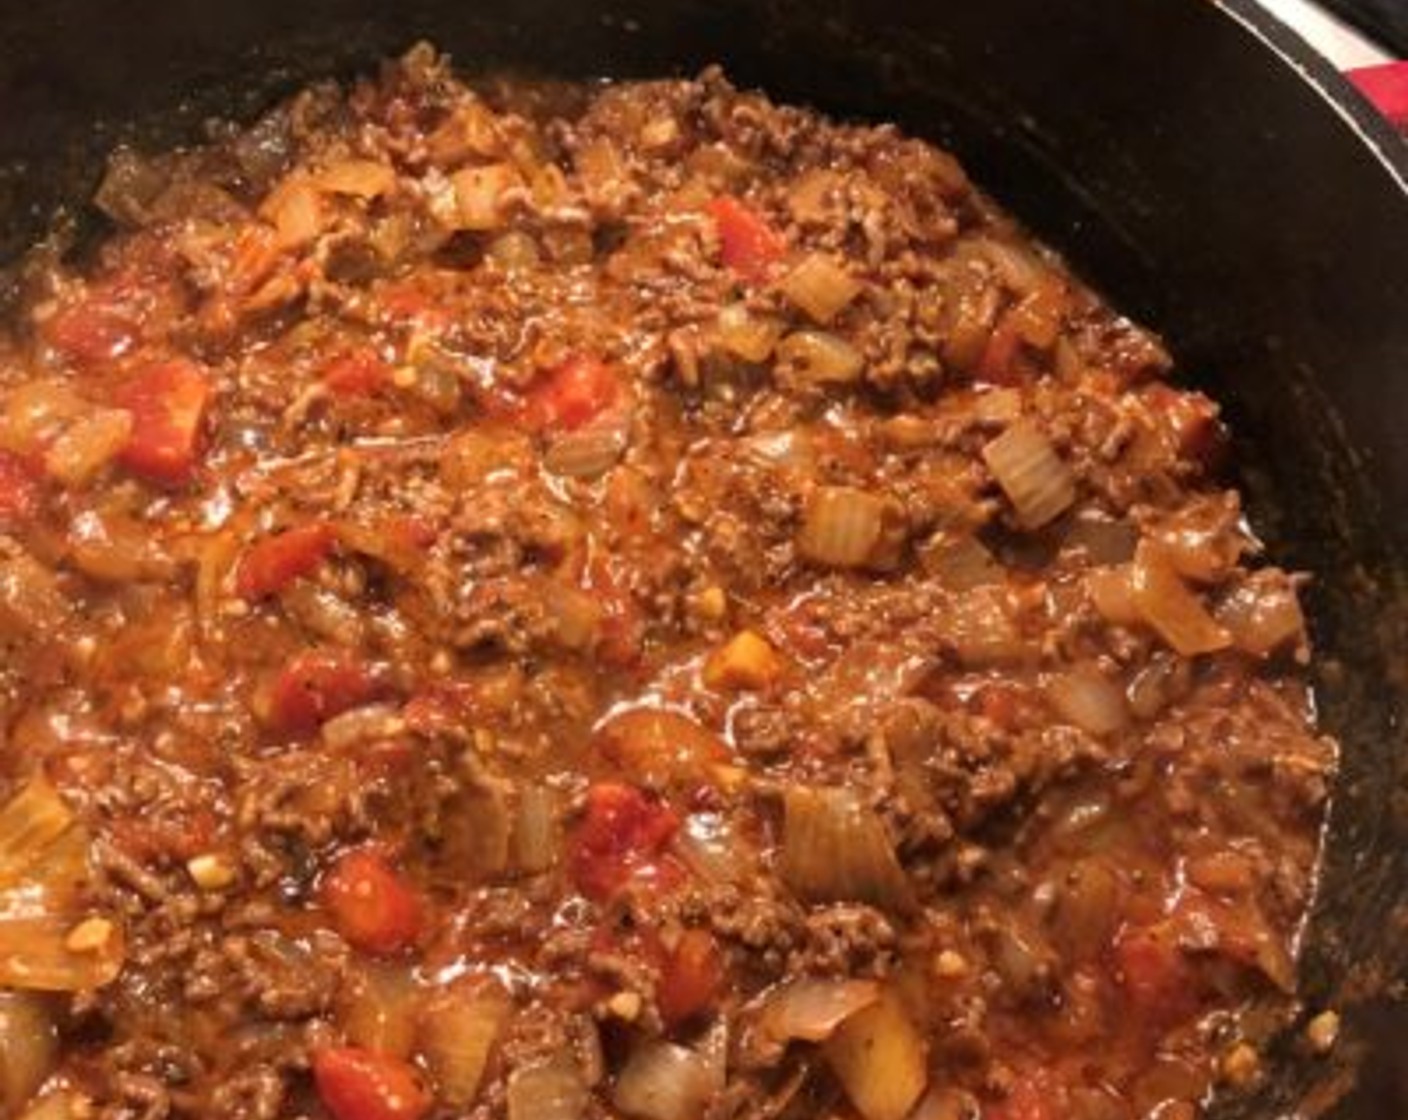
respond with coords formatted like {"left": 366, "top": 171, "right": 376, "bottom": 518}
{"left": 0, "top": 46, "right": 1335, "bottom": 1120}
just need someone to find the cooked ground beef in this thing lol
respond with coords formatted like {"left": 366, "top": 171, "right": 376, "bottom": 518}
{"left": 0, "top": 44, "right": 1334, "bottom": 1120}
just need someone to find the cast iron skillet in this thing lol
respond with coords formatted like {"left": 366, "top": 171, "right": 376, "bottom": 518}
{"left": 2, "top": 1, "right": 1407, "bottom": 1115}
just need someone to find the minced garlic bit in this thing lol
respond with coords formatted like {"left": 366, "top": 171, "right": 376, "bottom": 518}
{"left": 604, "top": 990, "right": 642, "bottom": 1022}
{"left": 1306, "top": 1010, "right": 1341, "bottom": 1055}
{"left": 934, "top": 950, "right": 970, "bottom": 979}
{"left": 1219, "top": 1042, "right": 1261, "bottom": 1088}
{"left": 187, "top": 853, "right": 237, "bottom": 891}
{"left": 66, "top": 917, "right": 115, "bottom": 954}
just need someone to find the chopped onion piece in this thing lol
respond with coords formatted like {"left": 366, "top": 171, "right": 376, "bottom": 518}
{"left": 779, "top": 254, "right": 862, "bottom": 324}
{"left": 321, "top": 703, "right": 404, "bottom": 750}
{"left": 0, "top": 778, "right": 74, "bottom": 890}
{"left": 922, "top": 533, "right": 1001, "bottom": 591}
{"left": 1130, "top": 543, "right": 1231, "bottom": 657}
{"left": 487, "top": 231, "right": 541, "bottom": 270}
{"left": 0, "top": 555, "right": 71, "bottom": 640}
{"left": 970, "top": 236, "right": 1047, "bottom": 296}
{"left": 43, "top": 410, "right": 132, "bottom": 487}
{"left": 822, "top": 990, "right": 929, "bottom": 1120}
{"left": 717, "top": 304, "right": 785, "bottom": 363}
{"left": 0, "top": 915, "right": 125, "bottom": 990}
{"left": 0, "top": 990, "right": 57, "bottom": 1116}
{"left": 17, "top": 1090, "right": 81, "bottom": 1120}
{"left": 1, "top": 382, "right": 86, "bottom": 457}
{"left": 342, "top": 964, "right": 421, "bottom": 1059}
{"left": 780, "top": 787, "right": 915, "bottom": 913}
{"left": 543, "top": 422, "right": 627, "bottom": 479}
{"left": 419, "top": 980, "right": 511, "bottom": 1107}
{"left": 758, "top": 978, "right": 880, "bottom": 1045}
{"left": 674, "top": 814, "right": 749, "bottom": 886}
{"left": 260, "top": 175, "right": 324, "bottom": 248}
{"left": 316, "top": 159, "right": 397, "bottom": 199}
{"left": 776, "top": 330, "right": 865, "bottom": 384}
{"left": 512, "top": 786, "right": 559, "bottom": 875}
{"left": 506, "top": 1054, "right": 588, "bottom": 1120}
{"left": 1044, "top": 669, "right": 1128, "bottom": 737}
{"left": 1216, "top": 572, "right": 1306, "bottom": 658}
{"left": 1087, "top": 565, "right": 1142, "bottom": 626}
{"left": 797, "top": 486, "right": 902, "bottom": 570}
{"left": 451, "top": 164, "right": 523, "bottom": 231}
{"left": 613, "top": 1039, "right": 717, "bottom": 1120}
{"left": 982, "top": 421, "right": 1075, "bottom": 529}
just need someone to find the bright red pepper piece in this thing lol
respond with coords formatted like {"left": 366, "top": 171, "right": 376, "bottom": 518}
{"left": 321, "top": 849, "right": 425, "bottom": 955}
{"left": 235, "top": 523, "right": 337, "bottom": 599}
{"left": 44, "top": 289, "right": 140, "bottom": 368}
{"left": 569, "top": 782, "right": 681, "bottom": 901}
{"left": 707, "top": 196, "right": 786, "bottom": 282}
{"left": 657, "top": 927, "right": 724, "bottom": 1028}
{"left": 266, "top": 650, "right": 382, "bottom": 737}
{"left": 114, "top": 359, "right": 212, "bottom": 486}
{"left": 521, "top": 354, "right": 618, "bottom": 432}
{"left": 312, "top": 1047, "right": 430, "bottom": 1120}
{"left": 0, "top": 451, "right": 40, "bottom": 524}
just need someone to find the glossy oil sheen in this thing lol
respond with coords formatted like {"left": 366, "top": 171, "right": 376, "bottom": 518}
{"left": 0, "top": 1, "right": 1405, "bottom": 1115}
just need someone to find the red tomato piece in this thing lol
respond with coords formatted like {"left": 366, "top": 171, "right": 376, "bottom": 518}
{"left": 323, "top": 349, "right": 393, "bottom": 397}
{"left": 521, "top": 354, "right": 618, "bottom": 432}
{"left": 1111, "top": 923, "right": 1199, "bottom": 1028}
{"left": 266, "top": 650, "right": 383, "bottom": 737}
{"left": 583, "top": 555, "right": 643, "bottom": 668}
{"left": 657, "top": 928, "right": 724, "bottom": 1028}
{"left": 312, "top": 1047, "right": 430, "bottom": 1120}
{"left": 235, "top": 522, "right": 336, "bottom": 599}
{"left": 569, "top": 782, "right": 682, "bottom": 901}
{"left": 321, "top": 849, "right": 425, "bottom": 955}
{"left": 975, "top": 315, "right": 1025, "bottom": 385}
{"left": 44, "top": 290, "right": 140, "bottom": 368}
{"left": 707, "top": 196, "right": 786, "bottom": 282}
{"left": 0, "top": 451, "right": 40, "bottom": 524}
{"left": 114, "top": 359, "right": 212, "bottom": 486}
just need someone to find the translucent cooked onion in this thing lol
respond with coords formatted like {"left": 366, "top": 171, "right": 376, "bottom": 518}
{"left": 451, "top": 163, "right": 523, "bottom": 231}
{"left": 0, "top": 779, "right": 74, "bottom": 890}
{"left": 1, "top": 382, "right": 85, "bottom": 457}
{"left": 67, "top": 510, "right": 173, "bottom": 584}
{"left": 797, "top": 486, "right": 899, "bottom": 570}
{"left": 1215, "top": 572, "right": 1306, "bottom": 658}
{"left": 1044, "top": 669, "right": 1128, "bottom": 737}
{"left": 506, "top": 1054, "right": 588, "bottom": 1120}
{"left": 43, "top": 409, "right": 132, "bottom": 487}
{"left": 1130, "top": 543, "right": 1231, "bottom": 657}
{"left": 674, "top": 814, "right": 749, "bottom": 886}
{"left": 486, "top": 231, "right": 541, "bottom": 271}
{"left": 982, "top": 421, "right": 1076, "bottom": 529}
{"left": 0, "top": 990, "right": 58, "bottom": 1115}
{"left": 922, "top": 533, "right": 1001, "bottom": 591}
{"left": 779, "top": 254, "right": 862, "bottom": 324}
{"left": 0, "top": 915, "right": 125, "bottom": 990}
{"left": 342, "top": 964, "right": 421, "bottom": 1059}
{"left": 780, "top": 787, "right": 915, "bottom": 913}
{"left": 544, "top": 583, "right": 604, "bottom": 652}
{"left": 418, "top": 980, "right": 511, "bottom": 1107}
{"left": 613, "top": 1039, "right": 718, "bottom": 1120}
{"left": 543, "top": 423, "right": 628, "bottom": 479}
{"left": 321, "top": 703, "right": 404, "bottom": 750}
{"left": 1063, "top": 516, "right": 1138, "bottom": 566}
{"left": 822, "top": 990, "right": 929, "bottom": 1120}
{"left": 316, "top": 159, "right": 397, "bottom": 199}
{"left": 717, "top": 304, "right": 785, "bottom": 363}
{"left": 260, "top": 174, "right": 324, "bottom": 248}
{"left": 776, "top": 330, "right": 865, "bottom": 384}
{"left": 0, "top": 554, "right": 69, "bottom": 641}
{"left": 512, "top": 785, "right": 559, "bottom": 875}
{"left": 969, "top": 236, "right": 1048, "bottom": 296}
{"left": 757, "top": 978, "right": 880, "bottom": 1045}
{"left": 1086, "top": 565, "right": 1142, "bottom": 626}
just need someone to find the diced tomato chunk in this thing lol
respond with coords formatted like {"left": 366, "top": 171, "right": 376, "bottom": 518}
{"left": 583, "top": 554, "right": 643, "bottom": 668}
{"left": 323, "top": 349, "right": 393, "bottom": 397}
{"left": 1111, "top": 923, "right": 1199, "bottom": 1028}
{"left": 266, "top": 650, "right": 383, "bottom": 737}
{"left": 976, "top": 315, "right": 1025, "bottom": 385}
{"left": 114, "top": 359, "right": 212, "bottom": 486}
{"left": 44, "top": 292, "right": 140, "bottom": 367}
{"left": 0, "top": 451, "right": 40, "bottom": 524}
{"left": 569, "top": 782, "right": 682, "bottom": 901}
{"left": 321, "top": 849, "right": 425, "bottom": 955}
{"left": 235, "top": 522, "right": 336, "bottom": 599}
{"left": 521, "top": 354, "right": 618, "bottom": 432}
{"left": 657, "top": 928, "right": 724, "bottom": 1028}
{"left": 312, "top": 1046, "right": 430, "bottom": 1120}
{"left": 707, "top": 196, "right": 786, "bottom": 282}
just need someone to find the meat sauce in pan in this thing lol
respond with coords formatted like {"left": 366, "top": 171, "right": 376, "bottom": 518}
{"left": 0, "top": 45, "right": 1337, "bottom": 1120}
